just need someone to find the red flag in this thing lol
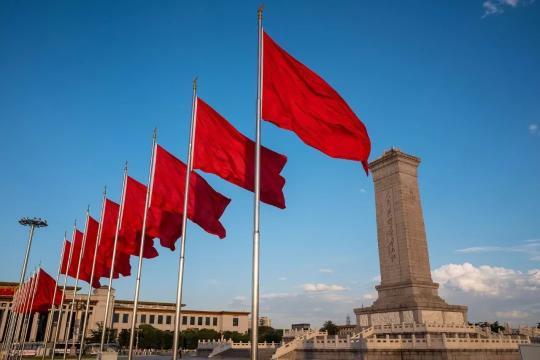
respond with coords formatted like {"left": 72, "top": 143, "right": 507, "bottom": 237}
{"left": 65, "top": 230, "right": 84, "bottom": 279}
{"left": 95, "top": 199, "right": 131, "bottom": 279}
{"left": 79, "top": 217, "right": 101, "bottom": 288}
{"left": 194, "top": 98, "right": 287, "bottom": 209}
{"left": 31, "top": 269, "right": 63, "bottom": 313}
{"left": 60, "top": 240, "right": 72, "bottom": 275}
{"left": 262, "top": 31, "right": 371, "bottom": 173}
{"left": 119, "top": 177, "right": 159, "bottom": 259}
{"left": 149, "top": 144, "right": 231, "bottom": 250}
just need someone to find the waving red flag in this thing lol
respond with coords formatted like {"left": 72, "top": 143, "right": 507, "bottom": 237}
{"left": 60, "top": 241, "right": 72, "bottom": 275}
{"left": 79, "top": 217, "right": 101, "bottom": 288}
{"left": 31, "top": 269, "right": 63, "bottom": 313}
{"left": 149, "top": 144, "right": 231, "bottom": 250}
{"left": 65, "top": 230, "right": 84, "bottom": 279}
{"left": 119, "top": 177, "right": 159, "bottom": 259}
{"left": 95, "top": 199, "right": 131, "bottom": 279}
{"left": 194, "top": 98, "right": 287, "bottom": 209}
{"left": 262, "top": 31, "right": 371, "bottom": 173}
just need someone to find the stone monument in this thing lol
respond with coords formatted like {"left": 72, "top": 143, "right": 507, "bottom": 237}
{"left": 354, "top": 148, "right": 467, "bottom": 326}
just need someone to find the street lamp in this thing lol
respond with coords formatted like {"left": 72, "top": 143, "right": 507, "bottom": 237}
{"left": 18, "top": 217, "right": 48, "bottom": 285}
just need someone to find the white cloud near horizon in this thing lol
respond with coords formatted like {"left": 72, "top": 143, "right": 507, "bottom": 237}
{"left": 433, "top": 262, "right": 540, "bottom": 325}
{"left": 530, "top": 123, "right": 539, "bottom": 135}
{"left": 303, "top": 283, "right": 348, "bottom": 292}
{"left": 319, "top": 268, "right": 333, "bottom": 274}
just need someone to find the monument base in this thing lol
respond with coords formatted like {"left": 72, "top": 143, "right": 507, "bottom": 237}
{"left": 354, "top": 304, "right": 468, "bottom": 327}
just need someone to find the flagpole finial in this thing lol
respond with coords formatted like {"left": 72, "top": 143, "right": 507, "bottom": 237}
{"left": 103, "top": 185, "right": 107, "bottom": 196}
{"left": 64, "top": 230, "right": 67, "bottom": 238}
{"left": 87, "top": 204, "right": 90, "bottom": 213}
{"left": 153, "top": 127, "right": 158, "bottom": 140}
{"left": 258, "top": 4, "right": 264, "bottom": 17}
{"left": 124, "top": 161, "right": 129, "bottom": 171}
{"left": 74, "top": 219, "right": 77, "bottom": 227}
{"left": 193, "top": 77, "right": 198, "bottom": 90}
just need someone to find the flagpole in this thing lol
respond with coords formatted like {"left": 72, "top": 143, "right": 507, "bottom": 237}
{"left": 99, "top": 163, "right": 128, "bottom": 357}
{"left": 127, "top": 129, "right": 157, "bottom": 360}
{"left": 6, "top": 270, "right": 34, "bottom": 359}
{"left": 18, "top": 268, "right": 40, "bottom": 360}
{"left": 171, "top": 78, "right": 198, "bottom": 360}
{"left": 41, "top": 233, "right": 67, "bottom": 360}
{"left": 7, "top": 271, "right": 33, "bottom": 359}
{"left": 251, "top": 6, "right": 264, "bottom": 360}
{"left": 13, "top": 269, "right": 36, "bottom": 359}
{"left": 78, "top": 188, "right": 107, "bottom": 360}
{"left": 63, "top": 211, "right": 90, "bottom": 360}
{"left": 1, "top": 285, "right": 20, "bottom": 358}
{"left": 51, "top": 225, "right": 76, "bottom": 360}
{"left": 1, "top": 281, "right": 24, "bottom": 358}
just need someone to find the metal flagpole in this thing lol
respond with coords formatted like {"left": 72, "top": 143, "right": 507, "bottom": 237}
{"left": 172, "top": 78, "right": 198, "bottom": 360}
{"left": 1, "top": 284, "right": 20, "bottom": 358}
{"left": 51, "top": 225, "right": 76, "bottom": 360}
{"left": 5, "top": 270, "right": 33, "bottom": 359}
{"left": 251, "top": 6, "right": 264, "bottom": 360}
{"left": 99, "top": 163, "right": 128, "bottom": 357}
{"left": 18, "top": 268, "right": 40, "bottom": 360}
{"left": 13, "top": 269, "right": 36, "bottom": 359}
{"left": 41, "top": 234, "right": 67, "bottom": 360}
{"left": 5, "top": 271, "right": 32, "bottom": 359}
{"left": 78, "top": 188, "right": 107, "bottom": 360}
{"left": 1, "top": 281, "right": 23, "bottom": 358}
{"left": 127, "top": 129, "right": 157, "bottom": 360}
{"left": 63, "top": 211, "right": 90, "bottom": 360}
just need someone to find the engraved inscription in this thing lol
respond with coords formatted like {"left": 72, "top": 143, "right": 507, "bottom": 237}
{"left": 384, "top": 191, "right": 397, "bottom": 263}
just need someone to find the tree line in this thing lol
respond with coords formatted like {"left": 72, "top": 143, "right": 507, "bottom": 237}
{"left": 86, "top": 324, "right": 283, "bottom": 350}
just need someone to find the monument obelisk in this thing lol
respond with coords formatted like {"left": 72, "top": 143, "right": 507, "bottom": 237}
{"left": 355, "top": 148, "right": 467, "bottom": 326}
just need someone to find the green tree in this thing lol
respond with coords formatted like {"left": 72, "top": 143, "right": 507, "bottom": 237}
{"left": 490, "top": 321, "right": 505, "bottom": 333}
{"left": 320, "top": 321, "right": 339, "bottom": 336}
{"left": 258, "top": 326, "right": 283, "bottom": 343}
{"left": 118, "top": 329, "right": 130, "bottom": 349}
{"left": 222, "top": 330, "right": 249, "bottom": 343}
{"left": 86, "top": 323, "right": 117, "bottom": 344}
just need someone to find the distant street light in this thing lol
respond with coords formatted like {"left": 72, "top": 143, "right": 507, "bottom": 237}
{"left": 18, "top": 217, "right": 48, "bottom": 284}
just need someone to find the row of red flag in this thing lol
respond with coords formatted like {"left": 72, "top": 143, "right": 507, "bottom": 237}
{"left": 11, "top": 269, "right": 62, "bottom": 314}
{"left": 23, "top": 30, "right": 371, "bottom": 312}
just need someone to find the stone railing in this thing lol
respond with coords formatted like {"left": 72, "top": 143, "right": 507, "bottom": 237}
{"left": 370, "top": 322, "right": 477, "bottom": 334}
{"left": 272, "top": 330, "right": 325, "bottom": 359}
{"left": 198, "top": 339, "right": 280, "bottom": 350}
{"left": 298, "top": 333, "right": 529, "bottom": 351}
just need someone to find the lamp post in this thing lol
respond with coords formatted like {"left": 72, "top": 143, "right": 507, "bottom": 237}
{"left": 18, "top": 217, "right": 48, "bottom": 285}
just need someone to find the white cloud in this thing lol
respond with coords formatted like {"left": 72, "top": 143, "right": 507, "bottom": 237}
{"left": 261, "top": 292, "right": 295, "bottom": 299}
{"left": 495, "top": 310, "right": 530, "bottom": 319}
{"left": 362, "top": 292, "right": 377, "bottom": 301}
{"left": 360, "top": 188, "right": 366, "bottom": 193}
{"left": 433, "top": 262, "right": 540, "bottom": 296}
{"left": 482, "top": 0, "right": 534, "bottom": 18}
{"left": 302, "top": 283, "right": 348, "bottom": 292}
{"left": 319, "top": 268, "right": 333, "bottom": 274}
{"left": 530, "top": 123, "right": 539, "bottom": 135}
{"left": 278, "top": 276, "right": 288, "bottom": 281}
{"left": 433, "top": 262, "right": 540, "bottom": 325}
{"left": 456, "top": 239, "right": 540, "bottom": 261}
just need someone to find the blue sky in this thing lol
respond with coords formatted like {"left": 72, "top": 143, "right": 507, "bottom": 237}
{"left": 1, "top": 0, "right": 539, "bottom": 328}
